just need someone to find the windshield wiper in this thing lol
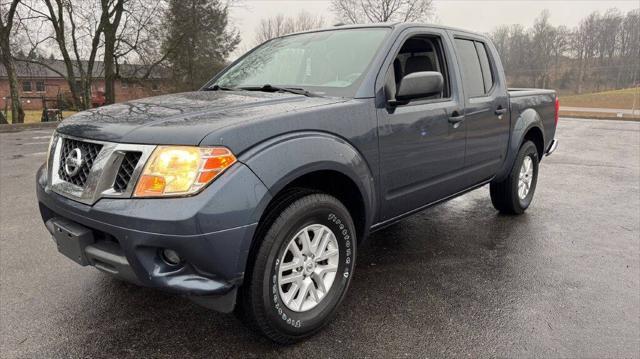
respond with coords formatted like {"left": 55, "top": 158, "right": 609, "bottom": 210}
{"left": 206, "top": 84, "right": 240, "bottom": 91}
{"left": 240, "top": 84, "right": 320, "bottom": 97}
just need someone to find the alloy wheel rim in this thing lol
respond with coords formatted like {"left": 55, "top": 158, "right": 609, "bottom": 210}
{"left": 518, "top": 155, "right": 534, "bottom": 199}
{"left": 277, "top": 224, "right": 339, "bottom": 312}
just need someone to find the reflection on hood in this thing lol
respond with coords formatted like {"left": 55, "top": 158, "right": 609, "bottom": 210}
{"left": 57, "top": 91, "right": 344, "bottom": 145}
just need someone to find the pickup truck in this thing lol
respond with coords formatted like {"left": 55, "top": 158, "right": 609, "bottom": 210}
{"left": 36, "top": 23, "right": 558, "bottom": 343}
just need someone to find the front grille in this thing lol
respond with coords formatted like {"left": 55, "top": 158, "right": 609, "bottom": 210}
{"left": 113, "top": 152, "right": 142, "bottom": 192}
{"left": 58, "top": 138, "right": 103, "bottom": 187}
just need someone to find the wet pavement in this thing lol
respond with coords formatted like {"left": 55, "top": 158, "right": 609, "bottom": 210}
{"left": 1, "top": 118, "right": 638, "bottom": 358}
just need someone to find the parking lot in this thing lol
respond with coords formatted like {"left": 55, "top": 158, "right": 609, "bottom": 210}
{"left": 1, "top": 118, "right": 638, "bottom": 358}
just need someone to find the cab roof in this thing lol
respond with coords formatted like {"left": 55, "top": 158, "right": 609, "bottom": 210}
{"left": 283, "top": 22, "right": 486, "bottom": 39}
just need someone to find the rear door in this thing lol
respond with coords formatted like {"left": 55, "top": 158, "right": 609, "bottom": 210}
{"left": 376, "top": 28, "right": 467, "bottom": 221}
{"left": 450, "top": 33, "right": 510, "bottom": 185}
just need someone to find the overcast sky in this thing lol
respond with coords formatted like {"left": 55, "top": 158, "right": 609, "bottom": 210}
{"left": 230, "top": 0, "right": 640, "bottom": 57}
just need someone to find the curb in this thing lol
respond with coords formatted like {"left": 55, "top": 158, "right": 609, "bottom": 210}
{"left": 0, "top": 122, "right": 59, "bottom": 133}
{"left": 558, "top": 113, "right": 640, "bottom": 122}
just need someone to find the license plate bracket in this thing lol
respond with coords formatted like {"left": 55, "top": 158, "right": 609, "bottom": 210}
{"left": 48, "top": 218, "right": 95, "bottom": 266}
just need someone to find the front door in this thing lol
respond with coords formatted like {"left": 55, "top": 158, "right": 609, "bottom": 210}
{"left": 377, "top": 30, "right": 467, "bottom": 221}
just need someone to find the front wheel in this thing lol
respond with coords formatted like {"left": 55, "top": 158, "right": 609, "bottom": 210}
{"left": 490, "top": 140, "right": 539, "bottom": 214}
{"left": 238, "top": 193, "right": 356, "bottom": 344}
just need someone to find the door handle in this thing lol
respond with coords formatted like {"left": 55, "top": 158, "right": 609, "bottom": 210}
{"left": 448, "top": 115, "right": 465, "bottom": 124}
{"left": 495, "top": 107, "right": 507, "bottom": 116}
{"left": 448, "top": 112, "right": 465, "bottom": 128}
{"left": 448, "top": 110, "right": 465, "bottom": 124}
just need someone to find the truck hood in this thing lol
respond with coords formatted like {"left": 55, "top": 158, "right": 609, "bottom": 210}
{"left": 56, "top": 91, "right": 346, "bottom": 145}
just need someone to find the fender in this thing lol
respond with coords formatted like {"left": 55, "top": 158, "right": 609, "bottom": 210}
{"left": 494, "top": 108, "right": 545, "bottom": 182}
{"left": 239, "top": 131, "right": 377, "bottom": 232}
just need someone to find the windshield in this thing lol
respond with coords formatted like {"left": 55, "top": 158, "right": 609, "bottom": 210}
{"left": 212, "top": 28, "right": 390, "bottom": 97}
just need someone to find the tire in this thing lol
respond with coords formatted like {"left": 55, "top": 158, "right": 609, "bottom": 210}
{"left": 238, "top": 192, "right": 357, "bottom": 344}
{"left": 490, "top": 140, "right": 539, "bottom": 214}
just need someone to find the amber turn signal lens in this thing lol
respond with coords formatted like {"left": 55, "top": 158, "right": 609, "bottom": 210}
{"left": 133, "top": 146, "right": 236, "bottom": 198}
{"left": 197, "top": 150, "right": 237, "bottom": 183}
{"left": 134, "top": 175, "right": 166, "bottom": 197}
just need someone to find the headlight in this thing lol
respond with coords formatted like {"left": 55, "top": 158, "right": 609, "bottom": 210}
{"left": 133, "top": 146, "right": 236, "bottom": 198}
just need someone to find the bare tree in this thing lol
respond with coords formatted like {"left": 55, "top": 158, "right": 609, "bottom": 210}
{"left": 16, "top": 0, "right": 171, "bottom": 108}
{"left": 42, "top": 0, "right": 87, "bottom": 108}
{"left": 508, "top": 24, "right": 532, "bottom": 86}
{"left": 551, "top": 25, "right": 569, "bottom": 84}
{"left": 17, "top": 0, "right": 104, "bottom": 109}
{"left": 573, "top": 12, "right": 599, "bottom": 93}
{"left": 112, "top": 0, "right": 169, "bottom": 82}
{"left": 594, "top": 8, "right": 623, "bottom": 91}
{"left": 96, "top": 0, "right": 170, "bottom": 104}
{"left": 530, "top": 10, "right": 555, "bottom": 87}
{"left": 331, "top": 0, "right": 434, "bottom": 24}
{"left": 255, "top": 11, "right": 324, "bottom": 44}
{"left": 620, "top": 9, "right": 639, "bottom": 91}
{"left": 490, "top": 8, "right": 638, "bottom": 94}
{"left": 0, "top": 0, "right": 24, "bottom": 124}
{"left": 490, "top": 25, "right": 510, "bottom": 63}
{"left": 101, "top": 0, "right": 124, "bottom": 105}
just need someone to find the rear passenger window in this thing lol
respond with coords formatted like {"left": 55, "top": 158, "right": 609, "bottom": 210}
{"left": 475, "top": 42, "right": 494, "bottom": 92}
{"left": 454, "top": 38, "right": 494, "bottom": 98}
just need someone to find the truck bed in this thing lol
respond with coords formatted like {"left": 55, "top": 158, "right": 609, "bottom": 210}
{"left": 508, "top": 88, "right": 557, "bottom": 152}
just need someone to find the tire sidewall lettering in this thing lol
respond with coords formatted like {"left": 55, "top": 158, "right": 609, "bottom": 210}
{"left": 268, "top": 208, "right": 355, "bottom": 331}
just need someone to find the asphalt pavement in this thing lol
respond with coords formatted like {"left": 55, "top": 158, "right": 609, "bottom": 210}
{"left": 1, "top": 118, "right": 639, "bottom": 358}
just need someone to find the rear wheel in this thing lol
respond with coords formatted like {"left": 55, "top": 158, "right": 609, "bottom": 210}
{"left": 490, "top": 140, "right": 539, "bottom": 214}
{"left": 238, "top": 192, "right": 356, "bottom": 344}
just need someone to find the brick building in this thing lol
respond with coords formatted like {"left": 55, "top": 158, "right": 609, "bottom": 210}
{"left": 0, "top": 60, "right": 172, "bottom": 111}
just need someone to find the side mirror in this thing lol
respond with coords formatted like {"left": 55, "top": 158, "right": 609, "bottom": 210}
{"left": 391, "top": 71, "right": 444, "bottom": 106}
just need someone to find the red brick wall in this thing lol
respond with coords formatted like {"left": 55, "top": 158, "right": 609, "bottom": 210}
{"left": 0, "top": 78, "right": 171, "bottom": 111}
{"left": 111, "top": 79, "right": 170, "bottom": 103}
{"left": 0, "top": 78, "right": 68, "bottom": 110}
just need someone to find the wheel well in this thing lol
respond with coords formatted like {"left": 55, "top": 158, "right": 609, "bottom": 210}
{"left": 240, "top": 170, "right": 367, "bottom": 291}
{"left": 524, "top": 127, "right": 544, "bottom": 158}
{"left": 268, "top": 170, "right": 367, "bottom": 243}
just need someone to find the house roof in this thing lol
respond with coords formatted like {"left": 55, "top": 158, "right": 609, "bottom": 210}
{"left": 0, "top": 59, "right": 170, "bottom": 80}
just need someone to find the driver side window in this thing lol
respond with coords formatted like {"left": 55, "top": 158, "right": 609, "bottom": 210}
{"left": 385, "top": 35, "right": 450, "bottom": 102}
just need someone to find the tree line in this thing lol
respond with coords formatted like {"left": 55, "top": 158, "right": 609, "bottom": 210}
{"left": 255, "top": 5, "right": 639, "bottom": 96}
{"left": 1, "top": 0, "right": 638, "bottom": 124}
{"left": 253, "top": 0, "right": 434, "bottom": 45}
{"left": 491, "top": 8, "right": 639, "bottom": 94}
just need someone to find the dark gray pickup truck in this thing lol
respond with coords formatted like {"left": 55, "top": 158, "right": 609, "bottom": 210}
{"left": 36, "top": 23, "right": 558, "bottom": 343}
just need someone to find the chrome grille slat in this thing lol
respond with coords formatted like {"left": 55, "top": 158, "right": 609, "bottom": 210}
{"left": 113, "top": 152, "right": 142, "bottom": 192}
{"left": 47, "top": 133, "right": 156, "bottom": 205}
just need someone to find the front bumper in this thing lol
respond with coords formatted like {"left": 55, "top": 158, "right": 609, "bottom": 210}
{"left": 36, "top": 162, "right": 271, "bottom": 312}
